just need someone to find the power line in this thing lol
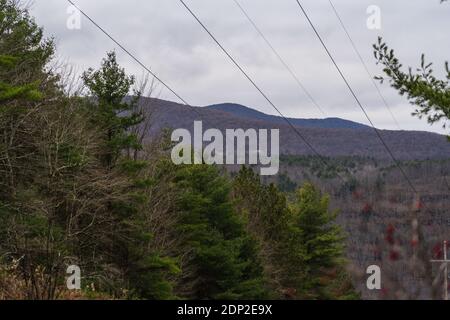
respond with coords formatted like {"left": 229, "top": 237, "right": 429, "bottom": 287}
{"left": 178, "top": 0, "right": 347, "bottom": 183}
{"left": 66, "top": 0, "right": 345, "bottom": 183}
{"left": 294, "top": 0, "right": 418, "bottom": 194}
{"left": 66, "top": 0, "right": 202, "bottom": 117}
{"left": 328, "top": 0, "right": 450, "bottom": 194}
{"left": 233, "top": 0, "right": 326, "bottom": 117}
{"left": 327, "top": 0, "right": 401, "bottom": 130}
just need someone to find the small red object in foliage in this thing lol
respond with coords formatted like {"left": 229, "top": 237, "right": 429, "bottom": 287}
{"left": 385, "top": 234, "right": 395, "bottom": 245}
{"left": 433, "top": 243, "right": 443, "bottom": 259}
{"left": 386, "top": 224, "right": 395, "bottom": 234}
{"left": 352, "top": 191, "right": 362, "bottom": 200}
{"left": 416, "top": 201, "right": 424, "bottom": 211}
{"left": 362, "top": 203, "right": 372, "bottom": 214}
{"left": 389, "top": 250, "right": 400, "bottom": 261}
{"left": 410, "top": 239, "right": 419, "bottom": 248}
{"left": 385, "top": 224, "right": 396, "bottom": 245}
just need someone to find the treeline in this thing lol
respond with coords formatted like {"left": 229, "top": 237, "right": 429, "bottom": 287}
{"left": 0, "top": 0, "right": 356, "bottom": 300}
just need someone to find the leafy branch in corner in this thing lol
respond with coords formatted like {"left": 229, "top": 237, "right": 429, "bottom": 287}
{"left": 373, "top": 37, "right": 450, "bottom": 139}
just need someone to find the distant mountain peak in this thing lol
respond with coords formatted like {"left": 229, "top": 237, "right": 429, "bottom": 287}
{"left": 206, "top": 103, "right": 370, "bottom": 130}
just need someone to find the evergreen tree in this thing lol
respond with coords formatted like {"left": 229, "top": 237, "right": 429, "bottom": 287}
{"left": 232, "top": 167, "right": 295, "bottom": 297}
{"left": 0, "top": 0, "right": 121, "bottom": 298}
{"left": 82, "top": 52, "right": 178, "bottom": 299}
{"left": 0, "top": 55, "right": 42, "bottom": 102}
{"left": 174, "top": 164, "right": 269, "bottom": 299}
{"left": 289, "top": 183, "right": 349, "bottom": 299}
{"left": 233, "top": 167, "right": 291, "bottom": 243}
{"left": 82, "top": 51, "right": 144, "bottom": 168}
{"left": 0, "top": 0, "right": 54, "bottom": 104}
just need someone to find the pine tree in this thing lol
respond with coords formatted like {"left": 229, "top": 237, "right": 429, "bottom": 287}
{"left": 0, "top": 55, "right": 42, "bottom": 102}
{"left": 289, "top": 183, "right": 349, "bottom": 299}
{"left": 82, "top": 52, "right": 177, "bottom": 299}
{"left": 82, "top": 51, "right": 144, "bottom": 168}
{"left": 0, "top": 0, "right": 54, "bottom": 104}
{"left": 174, "top": 164, "right": 269, "bottom": 299}
{"left": 0, "top": 0, "right": 121, "bottom": 298}
{"left": 232, "top": 166, "right": 293, "bottom": 297}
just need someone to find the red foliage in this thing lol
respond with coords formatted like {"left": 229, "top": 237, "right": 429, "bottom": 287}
{"left": 385, "top": 224, "right": 396, "bottom": 245}
{"left": 432, "top": 243, "right": 443, "bottom": 259}
{"left": 352, "top": 191, "right": 362, "bottom": 200}
{"left": 386, "top": 224, "right": 395, "bottom": 234}
{"left": 416, "top": 201, "right": 424, "bottom": 211}
{"left": 362, "top": 203, "right": 373, "bottom": 214}
{"left": 385, "top": 235, "right": 394, "bottom": 245}
{"left": 389, "top": 250, "right": 400, "bottom": 261}
{"left": 410, "top": 239, "right": 419, "bottom": 248}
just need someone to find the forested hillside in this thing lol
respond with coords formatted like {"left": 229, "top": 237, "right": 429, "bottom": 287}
{"left": 273, "top": 156, "right": 450, "bottom": 299}
{"left": 143, "top": 97, "right": 450, "bottom": 161}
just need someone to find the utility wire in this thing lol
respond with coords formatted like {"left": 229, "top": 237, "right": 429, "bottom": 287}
{"left": 327, "top": 0, "right": 401, "bottom": 129}
{"left": 294, "top": 0, "right": 417, "bottom": 194}
{"left": 233, "top": 0, "right": 326, "bottom": 117}
{"left": 66, "top": 0, "right": 340, "bottom": 182}
{"left": 328, "top": 0, "right": 450, "bottom": 193}
{"left": 328, "top": 1, "right": 450, "bottom": 196}
{"left": 179, "top": 0, "right": 347, "bottom": 183}
{"left": 66, "top": 0, "right": 202, "bottom": 117}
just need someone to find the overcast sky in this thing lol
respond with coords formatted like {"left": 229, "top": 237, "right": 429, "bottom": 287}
{"left": 29, "top": 0, "right": 449, "bottom": 134}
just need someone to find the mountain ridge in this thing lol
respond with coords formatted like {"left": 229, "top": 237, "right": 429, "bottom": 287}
{"left": 206, "top": 103, "right": 371, "bottom": 130}
{"left": 142, "top": 97, "right": 450, "bottom": 161}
